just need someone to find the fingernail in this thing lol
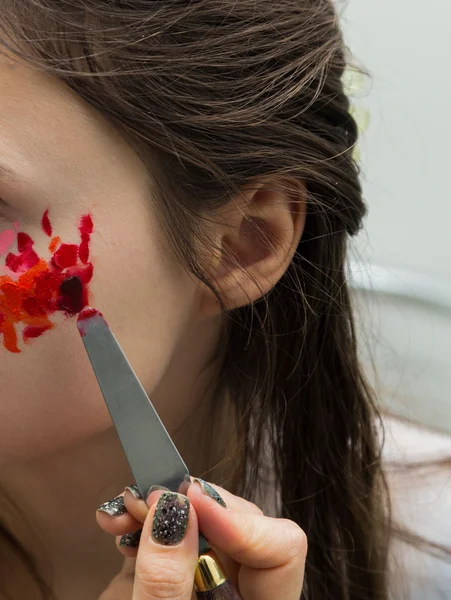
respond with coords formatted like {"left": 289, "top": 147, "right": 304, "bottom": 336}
{"left": 194, "top": 478, "right": 227, "bottom": 508}
{"left": 125, "top": 484, "right": 143, "bottom": 500}
{"left": 97, "top": 495, "right": 127, "bottom": 517}
{"left": 119, "top": 528, "right": 142, "bottom": 548}
{"left": 152, "top": 492, "right": 190, "bottom": 546}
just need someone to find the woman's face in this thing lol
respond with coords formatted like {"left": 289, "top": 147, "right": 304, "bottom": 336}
{"left": 0, "top": 52, "right": 205, "bottom": 467}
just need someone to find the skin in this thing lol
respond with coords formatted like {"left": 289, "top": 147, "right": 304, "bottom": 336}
{"left": 0, "top": 49, "right": 307, "bottom": 600}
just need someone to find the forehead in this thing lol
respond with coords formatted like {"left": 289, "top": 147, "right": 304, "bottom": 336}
{"left": 0, "top": 53, "right": 96, "bottom": 197}
{"left": 0, "top": 51, "right": 85, "bottom": 158}
{"left": 0, "top": 50, "right": 145, "bottom": 203}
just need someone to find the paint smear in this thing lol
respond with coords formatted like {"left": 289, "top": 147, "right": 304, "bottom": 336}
{"left": 41, "top": 209, "right": 52, "bottom": 237}
{"left": 77, "top": 306, "right": 103, "bottom": 322}
{"left": 0, "top": 221, "right": 19, "bottom": 256}
{"left": 5, "top": 232, "right": 39, "bottom": 272}
{"left": 77, "top": 306, "right": 105, "bottom": 338}
{"left": 0, "top": 210, "right": 95, "bottom": 353}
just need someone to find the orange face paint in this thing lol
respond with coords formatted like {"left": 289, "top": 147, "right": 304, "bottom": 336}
{"left": 0, "top": 211, "right": 95, "bottom": 353}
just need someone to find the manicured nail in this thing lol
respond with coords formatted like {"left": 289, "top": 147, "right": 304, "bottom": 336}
{"left": 152, "top": 492, "right": 190, "bottom": 545}
{"left": 125, "top": 484, "right": 143, "bottom": 500}
{"left": 194, "top": 478, "right": 227, "bottom": 507}
{"left": 97, "top": 495, "right": 127, "bottom": 516}
{"left": 119, "top": 528, "right": 142, "bottom": 548}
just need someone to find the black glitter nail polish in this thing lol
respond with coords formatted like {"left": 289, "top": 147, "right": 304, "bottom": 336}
{"left": 152, "top": 492, "right": 190, "bottom": 545}
{"left": 119, "top": 528, "right": 142, "bottom": 548}
{"left": 97, "top": 495, "right": 127, "bottom": 517}
{"left": 194, "top": 478, "right": 227, "bottom": 508}
{"left": 125, "top": 484, "right": 143, "bottom": 500}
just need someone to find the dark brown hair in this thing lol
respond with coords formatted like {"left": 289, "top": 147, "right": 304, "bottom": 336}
{"left": 0, "top": 1, "right": 392, "bottom": 598}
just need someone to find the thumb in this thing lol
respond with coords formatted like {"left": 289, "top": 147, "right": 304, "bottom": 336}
{"left": 133, "top": 491, "right": 199, "bottom": 600}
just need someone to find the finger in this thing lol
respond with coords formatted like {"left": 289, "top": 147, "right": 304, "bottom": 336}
{"left": 96, "top": 492, "right": 144, "bottom": 536}
{"left": 116, "top": 528, "right": 143, "bottom": 558}
{"left": 133, "top": 491, "right": 199, "bottom": 600}
{"left": 187, "top": 477, "right": 268, "bottom": 586}
{"left": 190, "top": 483, "right": 307, "bottom": 600}
{"left": 115, "top": 485, "right": 198, "bottom": 560}
{"left": 188, "top": 478, "right": 263, "bottom": 515}
{"left": 123, "top": 484, "right": 150, "bottom": 523}
{"left": 114, "top": 485, "right": 163, "bottom": 557}
{"left": 185, "top": 479, "right": 264, "bottom": 587}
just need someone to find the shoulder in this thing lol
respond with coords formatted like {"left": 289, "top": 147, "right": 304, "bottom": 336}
{"left": 381, "top": 415, "right": 451, "bottom": 599}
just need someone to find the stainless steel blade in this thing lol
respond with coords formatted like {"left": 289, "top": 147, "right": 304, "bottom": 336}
{"left": 77, "top": 310, "right": 190, "bottom": 501}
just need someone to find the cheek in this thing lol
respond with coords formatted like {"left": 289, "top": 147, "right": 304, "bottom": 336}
{"left": 0, "top": 205, "right": 197, "bottom": 465}
{"left": 0, "top": 328, "right": 110, "bottom": 466}
{"left": 0, "top": 210, "right": 99, "bottom": 464}
{"left": 88, "top": 200, "right": 197, "bottom": 398}
{"left": 0, "top": 211, "right": 100, "bottom": 462}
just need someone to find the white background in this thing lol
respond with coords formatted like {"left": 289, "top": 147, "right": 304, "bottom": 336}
{"left": 337, "top": 1, "right": 451, "bottom": 434}
{"left": 338, "top": 0, "right": 450, "bottom": 277}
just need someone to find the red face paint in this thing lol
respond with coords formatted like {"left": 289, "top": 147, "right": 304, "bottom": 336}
{"left": 5, "top": 232, "right": 39, "bottom": 272}
{"left": 77, "top": 307, "right": 104, "bottom": 338}
{"left": 79, "top": 214, "right": 93, "bottom": 264}
{"left": 76, "top": 306, "right": 102, "bottom": 322}
{"left": 41, "top": 209, "right": 52, "bottom": 237}
{"left": 0, "top": 210, "right": 95, "bottom": 353}
{"left": 23, "top": 323, "right": 53, "bottom": 340}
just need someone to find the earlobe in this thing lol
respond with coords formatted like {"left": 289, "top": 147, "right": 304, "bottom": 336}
{"left": 202, "top": 178, "right": 307, "bottom": 314}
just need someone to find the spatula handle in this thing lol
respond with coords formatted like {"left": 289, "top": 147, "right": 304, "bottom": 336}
{"left": 195, "top": 579, "right": 243, "bottom": 599}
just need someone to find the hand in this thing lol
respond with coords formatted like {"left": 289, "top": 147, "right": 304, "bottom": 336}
{"left": 96, "top": 478, "right": 307, "bottom": 599}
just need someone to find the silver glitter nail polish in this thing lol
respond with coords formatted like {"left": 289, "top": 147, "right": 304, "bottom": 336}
{"left": 97, "top": 495, "right": 127, "bottom": 517}
{"left": 194, "top": 478, "right": 227, "bottom": 507}
{"left": 152, "top": 492, "right": 190, "bottom": 545}
{"left": 125, "top": 484, "right": 143, "bottom": 500}
{"left": 119, "top": 528, "right": 142, "bottom": 548}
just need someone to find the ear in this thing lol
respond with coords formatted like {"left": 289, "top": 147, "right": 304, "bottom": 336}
{"left": 200, "top": 178, "right": 307, "bottom": 314}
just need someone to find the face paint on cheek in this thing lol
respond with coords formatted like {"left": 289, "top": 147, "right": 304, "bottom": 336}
{"left": 0, "top": 221, "right": 20, "bottom": 256}
{"left": 41, "top": 209, "right": 52, "bottom": 237}
{"left": 0, "top": 211, "right": 95, "bottom": 353}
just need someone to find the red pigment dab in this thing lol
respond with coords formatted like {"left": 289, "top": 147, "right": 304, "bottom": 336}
{"left": 77, "top": 307, "right": 105, "bottom": 337}
{"left": 23, "top": 323, "right": 53, "bottom": 341}
{"left": 0, "top": 209, "right": 95, "bottom": 353}
{"left": 41, "top": 209, "right": 52, "bottom": 237}
{"left": 58, "top": 274, "right": 89, "bottom": 314}
{"left": 78, "top": 214, "right": 93, "bottom": 264}
{"left": 52, "top": 244, "right": 79, "bottom": 269}
{"left": 5, "top": 232, "right": 39, "bottom": 273}
{"left": 78, "top": 307, "right": 103, "bottom": 321}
